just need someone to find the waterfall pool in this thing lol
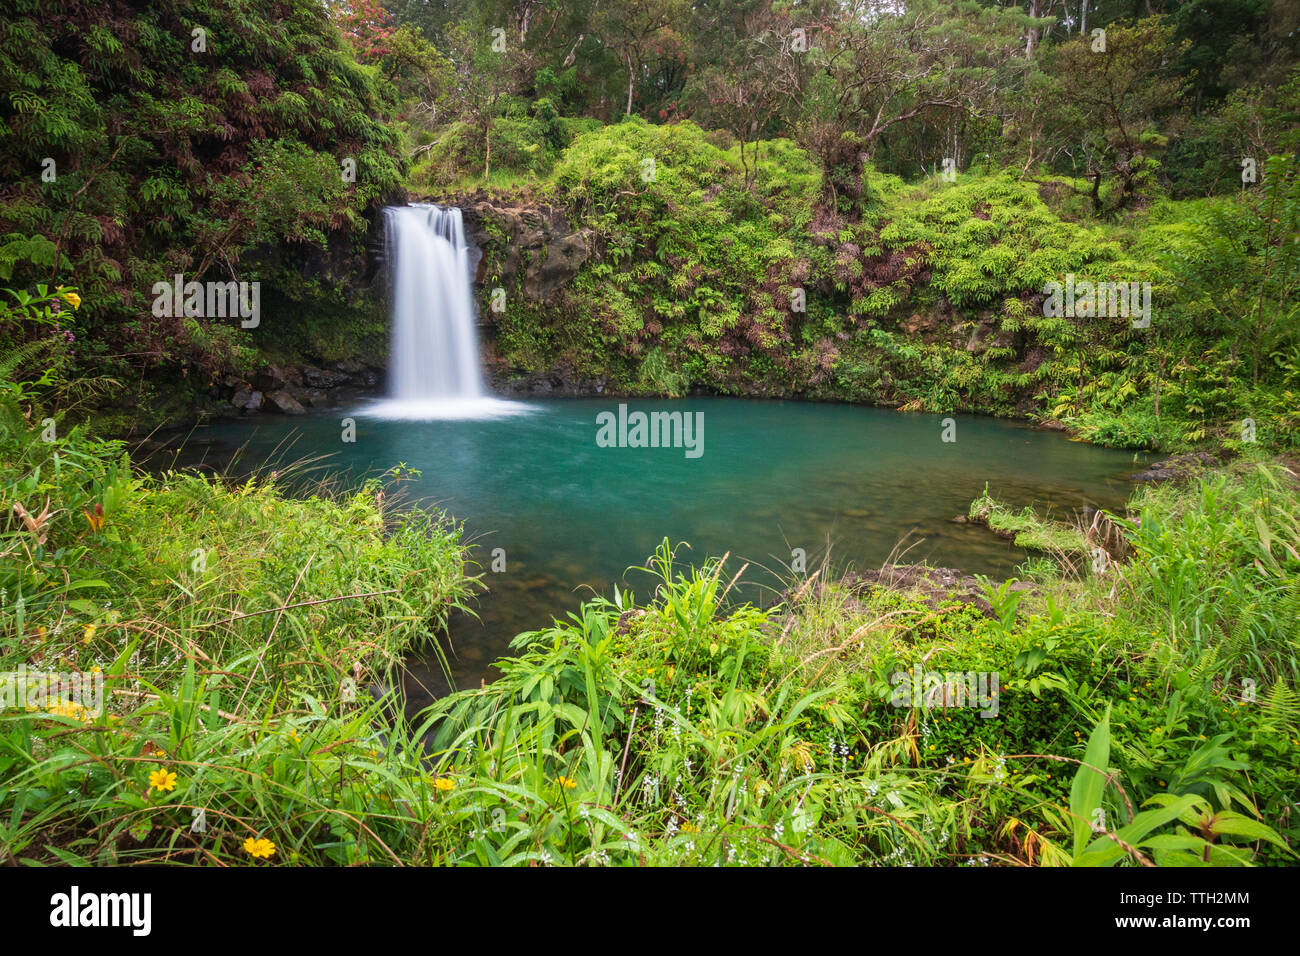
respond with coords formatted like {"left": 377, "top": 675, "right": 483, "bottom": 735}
{"left": 176, "top": 398, "right": 1145, "bottom": 704}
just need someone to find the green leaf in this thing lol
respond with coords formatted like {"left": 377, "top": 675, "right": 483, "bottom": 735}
{"left": 1070, "top": 704, "right": 1111, "bottom": 860}
{"left": 1206, "top": 811, "right": 1291, "bottom": 849}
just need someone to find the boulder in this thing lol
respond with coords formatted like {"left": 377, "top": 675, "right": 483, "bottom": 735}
{"left": 1131, "top": 451, "right": 1221, "bottom": 483}
{"left": 525, "top": 231, "right": 591, "bottom": 301}
{"left": 303, "top": 366, "right": 348, "bottom": 389}
{"left": 265, "top": 390, "right": 306, "bottom": 415}
{"left": 254, "top": 364, "right": 297, "bottom": 391}
{"left": 232, "top": 389, "right": 263, "bottom": 412}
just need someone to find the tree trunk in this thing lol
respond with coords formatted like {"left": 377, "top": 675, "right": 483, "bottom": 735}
{"left": 1025, "top": 0, "right": 1042, "bottom": 58}
{"left": 1154, "top": 355, "right": 1163, "bottom": 418}
{"left": 625, "top": 54, "right": 635, "bottom": 117}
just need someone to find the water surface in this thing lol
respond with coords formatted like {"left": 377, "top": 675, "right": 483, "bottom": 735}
{"left": 180, "top": 398, "right": 1144, "bottom": 702}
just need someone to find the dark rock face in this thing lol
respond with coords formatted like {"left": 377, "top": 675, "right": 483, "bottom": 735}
{"left": 454, "top": 195, "right": 593, "bottom": 303}
{"left": 213, "top": 360, "right": 384, "bottom": 418}
{"left": 1131, "top": 451, "right": 1222, "bottom": 483}
{"left": 307, "top": 367, "right": 343, "bottom": 388}
{"left": 484, "top": 359, "right": 607, "bottom": 397}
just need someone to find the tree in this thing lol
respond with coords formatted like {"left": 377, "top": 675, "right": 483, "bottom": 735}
{"left": 444, "top": 22, "right": 520, "bottom": 180}
{"left": 779, "top": 0, "right": 1034, "bottom": 201}
{"left": 1051, "top": 17, "right": 1189, "bottom": 213}
{"left": 331, "top": 0, "right": 399, "bottom": 61}
{"left": 682, "top": 1, "right": 804, "bottom": 184}
{"left": 594, "top": 0, "right": 685, "bottom": 117}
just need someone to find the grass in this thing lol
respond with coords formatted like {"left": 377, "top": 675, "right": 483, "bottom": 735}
{"left": 1, "top": 407, "right": 1296, "bottom": 866}
{"left": 967, "top": 487, "right": 1091, "bottom": 563}
{"left": 0, "top": 405, "right": 476, "bottom": 864}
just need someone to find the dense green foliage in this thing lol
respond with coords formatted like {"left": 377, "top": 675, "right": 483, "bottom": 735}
{"left": 0, "top": 0, "right": 405, "bottom": 422}
{"left": 2, "top": 0, "right": 1298, "bottom": 868}
{"left": 1, "top": 1, "right": 1296, "bottom": 447}
{"left": 0, "top": 389, "right": 475, "bottom": 864}
{"left": 4, "top": 410, "right": 1294, "bottom": 865}
{"left": 469, "top": 118, "right": 1299, "bottom": 450}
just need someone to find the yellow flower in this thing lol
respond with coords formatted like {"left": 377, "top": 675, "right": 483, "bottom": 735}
{"left": 680, "top": 821, "right": 697, "bottom": 833}
{"left": 243, "top": 837, "right": 276, "bottom": 859}
{"left": 148, "top": 769, "right": 177, "bottom": 792}
{"left": 47, "top": 700, "right": 86, "bottom": 719}
{"left": 83, "top": 623, "right": 96, "bottom": 642}
{"left": 433, "top": 777, "right": 456, "bottom": 792}
{"left": 62, "top": 291, "right": 82, "bottom": 310}
{"left": 557, "top": 775, "right": 577, "bottom": 789}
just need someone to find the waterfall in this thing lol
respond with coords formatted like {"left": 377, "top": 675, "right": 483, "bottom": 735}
{"left": 387, "top": 204, "right": 483, "bottom": 400}
{"left": 365, "top": 203, "right": 530, "bottom": 420}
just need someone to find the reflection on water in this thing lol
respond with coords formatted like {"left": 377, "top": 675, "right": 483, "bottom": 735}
{"left": 167, "top": 398, "right": 1145, "bottom": 702}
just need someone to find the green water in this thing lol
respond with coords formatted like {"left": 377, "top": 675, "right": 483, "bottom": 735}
{"left": 184, "top": 398, "right": 1143, "bottom": 703}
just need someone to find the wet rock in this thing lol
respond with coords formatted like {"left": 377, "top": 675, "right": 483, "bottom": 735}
{"left": 454, "top": 196, "right": 593, "bottom": 304}
{"left": 526, "top": 231, "right": 591, "bottom": 301}
{"left": 303, "top": 366, "right": 349, "bottom": 389}
{"left": 487, "top": 361, "right": 609, "bottom": 397}
{"left": 231, "top": 389, "right": 263, "bottom": 412}
{"left": 265, "top": 390, "right": 306, "bottom": 415}
{"left": 284, "top": 384, "right": 331, "bottom": 408}
{"left": 1131, "top": 451, "right": 1221, "bottom": 483}
{"left": 255, "top": 364, "right": 297, "bottom": 391}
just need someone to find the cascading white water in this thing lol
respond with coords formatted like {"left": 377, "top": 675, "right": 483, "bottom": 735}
{"left": 387, "top": 204, "right": 483, "bottom": 399}
{"left": 365, "top": 203, "right": 531, "bottom": 420}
